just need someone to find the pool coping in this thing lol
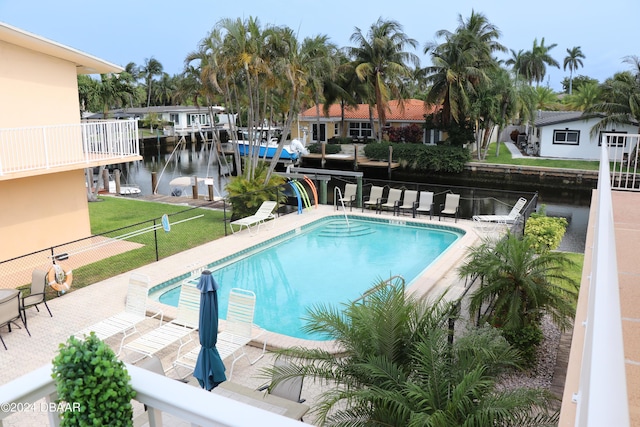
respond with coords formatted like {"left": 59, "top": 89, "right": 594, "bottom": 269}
{"left": 135, "top": 205, "right": 481, "bottom": 353}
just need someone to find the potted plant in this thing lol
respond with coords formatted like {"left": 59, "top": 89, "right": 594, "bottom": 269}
{"left": 51, "top": 332, "right": 136, "bottom": 426}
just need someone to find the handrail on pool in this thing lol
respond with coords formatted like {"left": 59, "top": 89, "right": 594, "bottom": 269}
{"left": 354, "top": 275, "right": 405, "bottom": 304}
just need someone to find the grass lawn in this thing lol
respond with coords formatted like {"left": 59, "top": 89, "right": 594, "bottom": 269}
{"left": 480, "top": 142, "right": 601, "bottom": 171}
{"left": 28, "top": 196, "right": 229, "bottom": 299}
{"left": 561, "top": 251, "right": 584, "bottom": 312}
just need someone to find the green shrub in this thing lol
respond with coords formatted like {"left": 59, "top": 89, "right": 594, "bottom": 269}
{"left": 51, "top": 333, "right": 136, "bottom": 427}
{"left": 501, "top": 323, "right": 543, "bottom": 369}
{"left": 307, "top": 143, "right": 341, "bottom": 154}
{"left": 524, "top": 210, "right": 568, "bottom": 253}
{"left": 363, "top": 142, "right": 470, "bottom": 173}
{"left": 225, "top": 161, "right": 286, "bottom": 220}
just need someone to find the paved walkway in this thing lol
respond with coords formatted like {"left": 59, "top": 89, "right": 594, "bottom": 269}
{"left": 0, "top": 205, "right": 480, "bottom": 426}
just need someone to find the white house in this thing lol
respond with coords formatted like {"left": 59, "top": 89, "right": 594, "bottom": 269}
{"left": 528, "top": 111, "right": 638, "bottom": 160}
{"left": 90, "top": 106, "right": 236, "bottom": 136}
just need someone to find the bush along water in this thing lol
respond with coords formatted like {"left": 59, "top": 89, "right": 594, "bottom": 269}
{"left": 51, "top": 333, "right": 136, "bottom": 427}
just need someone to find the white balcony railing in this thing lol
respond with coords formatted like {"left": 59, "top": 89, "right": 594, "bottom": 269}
{"left": 608, "top": 133, "right": 640, "bottom": 190}
{"left": 0, "top": 363, "right": 306, "bottom": 427}
{"left": 572, "top": 139, "right": 630, "bottom": 426}
{"left": 0, "top": 120, "right": 140, "bottom": 176}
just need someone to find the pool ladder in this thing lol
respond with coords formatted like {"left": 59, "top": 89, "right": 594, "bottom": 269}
{"left": 334, "top": 187, "right": 350, "bottom": 229}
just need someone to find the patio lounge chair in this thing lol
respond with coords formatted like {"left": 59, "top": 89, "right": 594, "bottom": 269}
{"left": 363, "top": 186, "right": 384, "bottom": 212}
{"left": 439, "top": 193, "right": 460, "bottom": 222}
{"left": 379, "top": 188, "right": 403, "bottom": 214}
{"left": 230, "top": 201, "right": 277, "bottom": 234}
{"left": 415, "top": 191, "right": 434, "bottom": 219}
{"left": 21, "top": 268, "right": 52, "bottom": 325}
{"left": 336, "top": 183, "right": 357, "bottom": 211}
{"left": 473, "top": 197, "right": 528, "bottom": 230}
{"left": 258, "top": 358, "right": 306, "bottom": 404}
{"left": 397, "top": 190, "right": 418, "bottom": 216}
{"left": 0, "top": 291, "right": 30, "bottom": 350}
{"left": 173, "top": 288, "right": 266, "bottom": 380}
{"left": 123, "top": 283, "right": 200, "bottom": 361}
{"left": 77, "top": 273, "right": 162, "bottom": 355}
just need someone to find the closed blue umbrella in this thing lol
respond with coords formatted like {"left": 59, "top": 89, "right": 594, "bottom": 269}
{"left": 193, "top": 270, "right": 226, "bottom": 390}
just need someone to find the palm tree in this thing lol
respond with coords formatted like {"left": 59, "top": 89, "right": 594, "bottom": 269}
{"left": 275, "top": 280, "right": 558, "bottom": 426}
{"left": 141, "top": 57, "right": 164, "bottom": 108}
{"left": 348, "top": 18, "right": 419, "bottom": 141}
{"left": 520, "top": 38, "right": 560, "bottom": 86}
{"left": 505, "top": 48, "right": 525, "bottom": 84}
{"left": 585, "top": 55, "right": 640, "bottom": 135}
{"left": 424, "top": 11, "right": 505, "bottom": 127}
{"left": 564, "top": 81, "right": 600, "bottom": 111}
{"left": 458, "top": 233, "right": 578, "bottom": 332}
{"left": 299, "top": 35, "right": 337, "bottom": 143}
{"left": 563, "top": 46, "right": 585, "bottom": 94}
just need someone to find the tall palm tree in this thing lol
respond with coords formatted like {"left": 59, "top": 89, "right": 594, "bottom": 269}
{"left": 458, "top": 233, "right": 578, "bottom": 331}
{"left": 275, "top": 281, "right": 558, "bottom": 426}
{"left": 299, "top": 35, "right": 337, "bottom": 143}
{"left": 505, "top": 48, "right": 525, "bottom": 84}
{"left": 141, "top": 57, "right": 164, "bottom": 108}
{"left": 520, "top": 38, "right": 560, "bottom": 87}
{"left": 424, "top": 11, "right": 505, "bottom": 127}
{"left": 348, "top": 18, "right": 419, "bottom": 141}
{"left": 563, "top": 46, "right": 585, "bottom": 94}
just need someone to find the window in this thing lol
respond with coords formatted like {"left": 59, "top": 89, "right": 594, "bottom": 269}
{"left": 599, "top": 131, "right": 627, "bottom": 147}
{"left": 553, "top": 129, "right": 580, "bottom": 145}
{"left": 349, "top": 122, "right": 372, "bottom": 138}
{"left": 187, "top": 114, "right": 209, "bottom": 126}
{"left": 169, "top": 113, "right": 179, "bottom": 126}
{"left": 334, "top": 123, "right": 339, "bottom": 136}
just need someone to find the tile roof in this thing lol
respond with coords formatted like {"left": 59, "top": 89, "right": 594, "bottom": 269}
{"left": 300, "top": 99, "right": 436, "bottom": 122}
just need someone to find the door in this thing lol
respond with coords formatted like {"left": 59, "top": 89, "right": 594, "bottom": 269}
{"left": 312, "top": 124, "right": 326, "bottom": 143}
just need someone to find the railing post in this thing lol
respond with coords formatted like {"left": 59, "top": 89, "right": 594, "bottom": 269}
{"left": 153, "top": 219, "right": 159, "bottom": 261}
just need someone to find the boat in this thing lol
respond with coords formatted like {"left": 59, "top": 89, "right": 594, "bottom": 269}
{"left": 108, "top": 180, "right": 141, "bottom": 196}
{"left": 168, "top": 176, "right": 223, "bottom": 200}
{"left": 234, "top": 128, "right": 308, "bottom": 161}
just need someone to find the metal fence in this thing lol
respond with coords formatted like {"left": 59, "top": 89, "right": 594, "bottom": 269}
{"left": 0, "top": 204, "right": 223, "bottom": 291}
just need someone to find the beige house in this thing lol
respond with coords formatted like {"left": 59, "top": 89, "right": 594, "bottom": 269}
{"left": 0, "top": 22, "right": 141, "bottom": 262}
{"left": 294, "top": 99, "right": 440, "bottom": 144}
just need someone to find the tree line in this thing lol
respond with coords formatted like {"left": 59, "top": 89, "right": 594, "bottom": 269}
{"left": 78, "top": 10, "right": 640, "bottom": 168}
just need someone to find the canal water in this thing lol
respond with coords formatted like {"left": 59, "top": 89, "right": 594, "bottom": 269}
{"left": 111, "top": 140, "right": 591, "bottom": 253}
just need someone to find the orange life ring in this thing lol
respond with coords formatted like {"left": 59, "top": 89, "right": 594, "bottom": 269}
{"left": 48, "top": 263, "right": 73, "bottom": 293}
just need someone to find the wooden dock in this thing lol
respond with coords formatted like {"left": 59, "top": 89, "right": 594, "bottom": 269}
{"left": 301, "top": 153, "right": 400, "bottom": 169}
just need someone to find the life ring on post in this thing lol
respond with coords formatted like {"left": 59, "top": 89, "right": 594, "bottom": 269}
{"left": 48, "top": 263, "right": 73, "bottom": 293}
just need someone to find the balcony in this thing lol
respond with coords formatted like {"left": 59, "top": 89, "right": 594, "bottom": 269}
{"left": 0, "top": 363, "right": 306, "bottom": 426}
{"left": 0, "top": 120, "right": 141, "bottom": 180}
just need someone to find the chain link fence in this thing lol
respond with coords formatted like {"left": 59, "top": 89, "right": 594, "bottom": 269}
{"left": 0, "top": 203, "right": 228, "bottom": 292}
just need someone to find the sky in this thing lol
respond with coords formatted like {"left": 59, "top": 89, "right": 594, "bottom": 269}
{"left": 1, "top": 0, "right": 638, "bottom": 92}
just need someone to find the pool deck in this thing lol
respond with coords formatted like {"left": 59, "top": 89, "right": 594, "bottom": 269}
{"left": 0, "top": 205, "right": 482, "bottom": 426}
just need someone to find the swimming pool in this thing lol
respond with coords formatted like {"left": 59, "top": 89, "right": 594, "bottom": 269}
{"left": 150, "top": 216, "right": 464, "bottom": 340}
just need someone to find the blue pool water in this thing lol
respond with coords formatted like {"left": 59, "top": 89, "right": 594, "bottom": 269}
{"left": 152, "top": 216, "right": 463, "bottom": 340}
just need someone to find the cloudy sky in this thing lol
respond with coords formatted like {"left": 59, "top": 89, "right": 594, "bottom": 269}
{"left": 1, "top": 0, "right": 637, "bottom": 91}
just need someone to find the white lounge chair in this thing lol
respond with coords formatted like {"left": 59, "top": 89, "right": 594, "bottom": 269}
{"left": 230, "top": 201, "right": 277, "bottom": 234}
{"left": 415, "top": 191, "right": 434, "bottom": 219}
{"left": 173, "top": 288, "right": 266, "bottom": 380}
{"left": 439, "top": 193, "right": 460, "bottom": 222}
{"left": 363, "top": 186, "right": 384, "bottom": 212}
{"left": 123, "top": 283, "right": 200, "bottom": 361}
{"left": 397, "top": 190, "right": 418, "bottom": 216}
{"left": 336, "top": 183, "right": 357, "bottom": 211}
{"left": 77, "top": 273, "right": 162, "bottom": 355}
{"left": 379, "top": 188, "right": 403, "bottom": 214}
{"left": 473, "top": 197, "right": 528, "bottom": 231}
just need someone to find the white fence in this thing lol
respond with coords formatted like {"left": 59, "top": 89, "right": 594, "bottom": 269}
{"left": 573, "top": 140, "right": 630, "bottom": 426}
{"left": 607, "top": 133, "right": 640, "bottom": 190}
{"left": 0, "top": 120, "right": 140, "bottom": 176}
